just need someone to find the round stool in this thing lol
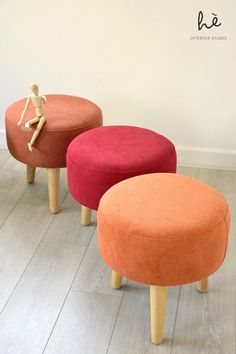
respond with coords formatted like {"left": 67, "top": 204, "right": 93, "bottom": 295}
{"left": 5, "top": 94, "right": 102, "bottom": 213}
{"left": 66, "top": 125, "right": 176, "bottom": 225}
{"left": 97, "top": 173, "right": 230, "bottom": 344}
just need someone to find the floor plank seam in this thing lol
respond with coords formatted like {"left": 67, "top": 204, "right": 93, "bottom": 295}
{"left": 0, "top": 179, "right": 31, "bottom": 231}
{"left": 0, "top": 154, "right": 11, "bottom": 169}
{"left": 0, "top": 158, "right": 69, "bottom": 313}
{"left": 42, "top": 227, "right": 96, "bottom": 353}
{"left": 69, "top": 288, "right": 124, "bottom": 297}
{"left": 105, "top": 285, "right": 126, "bottom": 354}
{"left": 1, "top": 155, "right": 14, "bottom": 171}
{"left": 235, "top": 295, "right": 236, "bottom": 354}
{"left": 170, "top": 285, "right": 182, "bottom": 354}
{"left": 0, "top": 158, "right": 47, "bottom": 231}
{"left": 0, "top": 209, "right": 57, "bottom": 316}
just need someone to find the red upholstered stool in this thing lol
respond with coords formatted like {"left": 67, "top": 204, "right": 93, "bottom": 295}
{"left": 67, "top": 125, "right": 176, "bottom": 224}
{"left": 97, "top": 174, "right": 230, "bottom": 344}
{"left": 5, "top": 95, "right": 102, "bottom": 213}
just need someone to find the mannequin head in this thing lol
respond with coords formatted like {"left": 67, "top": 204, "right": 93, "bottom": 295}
{"left": 31, "top": 84, "right": 39, "bottom": 96}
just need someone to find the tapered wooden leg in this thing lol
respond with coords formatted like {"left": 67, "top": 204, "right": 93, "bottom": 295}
{"left": 150, "top": 285, "right": 167, "bottom": 344}
{"left": 81, "top": 205, "right": 91, "bottom": 225}
{"left": 196, "top": 278, "right": 208, "bottom": 293}
{"left": 26, "top": 165, "right": 36, "bottom": 183}
{"left": 47, "top": 168, "right": 60, "bottom": 214}
{"left": 111, "top": 271, "right": 122, "bottom": 289}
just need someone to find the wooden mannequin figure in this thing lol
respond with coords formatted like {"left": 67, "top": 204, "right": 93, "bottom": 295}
{"left": 17, "top": 84, "right": 46, "bottom": 151}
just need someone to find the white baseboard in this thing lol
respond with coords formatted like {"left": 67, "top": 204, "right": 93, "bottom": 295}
{"left": 0, "top": 130, "right": 6, "bottom": 149}
{"left": 0, "top": 129, "right": 235, "bottom": 170}
{"left": 177, "top": 146, "right": 236, "bottom": 170}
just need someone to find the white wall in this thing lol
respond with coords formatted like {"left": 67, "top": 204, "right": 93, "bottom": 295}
{"left": 1, "top": 0, "right": 236, "bottom": 168}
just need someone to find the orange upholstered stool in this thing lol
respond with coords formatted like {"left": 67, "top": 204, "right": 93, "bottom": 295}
{"left": 97, "top": 173, "right": 230, "bottom": 344}
{"left": 5, "top": 95, "right": 102, "bottom": 213}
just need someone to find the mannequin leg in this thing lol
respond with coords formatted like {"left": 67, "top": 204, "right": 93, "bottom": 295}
{"left": 27, "top": 116, "right": 46, "bottom": 151}
{"left": 25, "top": 116, "right": 39, "bottom": 128}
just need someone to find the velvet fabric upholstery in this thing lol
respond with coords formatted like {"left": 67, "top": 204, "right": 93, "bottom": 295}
{"left": 5, "top": 95, "right": 102, "bottom": 168}
{"left": 67, "top": 126, "right": 176, "bottom": 210}
{"left": 97, "top": 173, "right": 230, "bottom": 286}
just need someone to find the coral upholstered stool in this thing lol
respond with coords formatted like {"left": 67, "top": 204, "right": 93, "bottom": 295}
{"left": 97, "top": 173, "right": 230, "bottom": 344}
{"left": 67, "top": 126, "right": 176, "bottom": 225}
{"left": 5, "top": 95, "right": 102, "bottom": 213}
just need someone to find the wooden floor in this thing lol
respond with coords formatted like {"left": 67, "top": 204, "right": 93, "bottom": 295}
{"left": 0, "top": 149, "right": 235, "bottom": 354}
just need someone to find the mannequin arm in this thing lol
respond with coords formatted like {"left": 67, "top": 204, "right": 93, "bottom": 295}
{"left": 17, "top": 96, "right": 31, "bottom": 125}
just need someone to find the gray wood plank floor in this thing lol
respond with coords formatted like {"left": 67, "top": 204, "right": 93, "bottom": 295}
{"left": 0, "top": 149, "right": 235, "bottom": 354}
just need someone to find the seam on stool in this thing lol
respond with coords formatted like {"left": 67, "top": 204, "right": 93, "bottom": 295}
{"left": 7, "top": 117, "right": 101, "bottom": 133}
{"left": 222, "top": 212, "right": 230, "bottom": 261}
{"left": 44, "top": 117, "right": 101, "bottom": 132}
{"left": 66, "top": 157, "right": 172, "bottom": 175}
{"left": 99, "top": 206, "right": 229, "bottom": 242}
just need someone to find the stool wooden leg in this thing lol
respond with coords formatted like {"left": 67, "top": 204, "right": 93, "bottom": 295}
{"left": 47, "top": 168, "right": 60, "bottom": 214}
{"left": 111, "top": 271, "right": 122, "bottom": 289}
{"left": 81, "top": 205, "right": 92, "bottom": 225}
{"left": 196, "top": 277, "right": 208, "bottom": 293}
{"left": 27, "top": 165, "right": 36, "bottom": 183}
{"left": 150, "top": 285, "right": 167, "bottom": 344}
